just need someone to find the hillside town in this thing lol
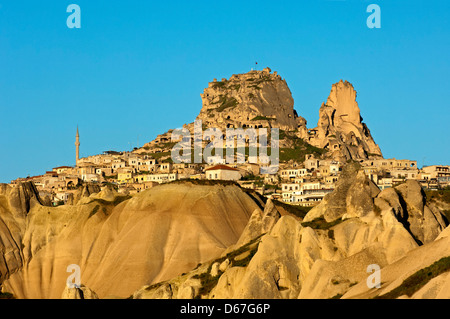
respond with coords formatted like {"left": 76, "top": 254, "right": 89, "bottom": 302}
{"left": 10, "top": 127, "right": 450, "bottom": 207}
{"left": 7, "top": 70, "right": 450, "bottom": 208}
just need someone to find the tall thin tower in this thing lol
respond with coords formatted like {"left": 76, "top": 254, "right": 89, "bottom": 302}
{"left": 75, "top": 126, "right": 80, "bottom": 166}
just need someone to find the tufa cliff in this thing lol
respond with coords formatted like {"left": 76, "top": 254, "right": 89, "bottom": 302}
{"left": 133, "top": 163, "right": 450, "bottom": 300}
{"left": 139, "top": 69, "right": 382, "bottom": 162}
{"left": 196, "top": 67, "right": 305, "bottom": 133}
{"left": 307, "top": 80, "right": 383, "bottom": 161}
{"left": 0, "top": 181, "right": 260, "bottom": 299}
{"left": 1, "top": 165, "right": 450, "bottom": 299}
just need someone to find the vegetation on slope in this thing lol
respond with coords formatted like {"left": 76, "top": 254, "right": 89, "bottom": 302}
{"left": 375, "top": 256, "right": 450, "bottom": 299}
{"left": 272, "top": 199, "right": 311, "bottom": 219}
{"left": 301, "top": 217, "right": 345, "bottom": 230}
{"left": 279, "top": 130, "right": 326, "bottom": 162}
{"left": 192, "top": 235, "right": 262, "bottom": 298}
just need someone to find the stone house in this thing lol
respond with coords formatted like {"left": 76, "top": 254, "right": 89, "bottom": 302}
{"left": 205, "top": 165, "right": 241, "bottom": 181}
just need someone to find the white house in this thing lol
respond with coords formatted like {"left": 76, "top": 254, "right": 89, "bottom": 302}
{"left": 205, "top": 165, "right": 241, "bottom": 181}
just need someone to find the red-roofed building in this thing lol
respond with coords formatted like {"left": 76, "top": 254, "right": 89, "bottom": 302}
{"left": 45, "top": 171, "right": 58, "bottom": 177}
{"left": 205, "top": 165, "right": 241, "bottom": 181}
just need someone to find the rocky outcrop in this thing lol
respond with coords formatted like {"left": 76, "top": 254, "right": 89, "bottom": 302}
{"left": 139, "top": 70, "right": 382, "bottom": 163}
{"left": 303, "top": 162, "right": 380, "bottom": 223}
{"left": 305, "top": 163, "right": 447, "bottom": 244}
{"left": 342, "top": 227, "right": 450, "bottom": 299}
{"left": 0, "top": 182, "right": 48, "bottom": 284}
{"left": 376, "top": 180, "right": 447, "bottom": 244}
{"left": 61, "top": 285, "right": 99, "bottom": 299}
{"left": 4, "top": 171, "right": 447, "bottom": 299}
{"left": 0, "top": 182, "right": 260, "bottom": 299}
{"left": 67, "top": 183, "right": 102, "bottom": 205}
{"left": 1, "top": 182, "right": 46, "bottom": 216}
{"left": 139, "top": 68, "right": 310, "bottom": 153}
{"left": 197, "top": 68, "right": 305, "bottom": 133}
{"left": 308, "top": 80, "right": 383, "bottom": 161}
{"left": 228, "top": 198, "right": 281, "bottom": 250}
{"left": 132, "top": 163, "right": 448, "bottom": 300}
{"left": 133, "top": 196, "right": 282, "bottom": 300}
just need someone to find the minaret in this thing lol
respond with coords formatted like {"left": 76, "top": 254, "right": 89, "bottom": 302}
{"left": 75, "top": 126, "right": 80, "bottom": 166}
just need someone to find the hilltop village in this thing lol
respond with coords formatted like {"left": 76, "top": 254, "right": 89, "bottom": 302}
{"left": 9, "top": 69, "right": 450, "bottom": 206}
{"left": 10, "top": 139, "right": 449, "bottom": 207}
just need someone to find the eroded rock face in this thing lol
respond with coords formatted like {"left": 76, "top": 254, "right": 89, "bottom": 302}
{"left": 67, "top": 183, "right": 102, "bottom": 205}
{"left": 0, "top": 182, "right": 47, "bottom": 284}
{"left": 139, "top": 70, "right": 382, "bottom": 162}
{"left": 0, "top": 182, "right": 260, "bottom": 299}
{"left": 305, "top": 164, "right": 447, "bottom": 244}
{"left": 197, "top": 68, "right": 305, "bottom": 133}
{"left": 303, "top": 162, "right": 380, "bottom": 223}
{"left": 308, "top": 80, "right": 383, "bottom": 161}
{"left": 376, "top": 180, "right": 447, "bottom": 244}
{"left": 139, "top": 68, "right": 309, "bottom": 153}
{"left": 228, "top": 198, "right": 281, "bottom": 250}
{"left": 133, "top": 164, "right": 449, "bottom": 300}
{"left": 61, "top": 285, "right": 99, "bottom": 299}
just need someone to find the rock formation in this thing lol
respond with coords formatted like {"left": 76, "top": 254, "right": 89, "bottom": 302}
{"left": 0, "top": 182, "right": 49, "bottom": 285}
{"left": 139, "top": 70, "right": 382, "bottom": 163}
{"left": 302, "top": 162, "right": 381, "bottom": 223}
{"left": 139, "top": 68, "right": 310, "bottom": 153}
{"left": 61, "top": 285, "right": 98, "bottom": 299}
{"left": 308, "top": 80, "right": 383, "bottom": 161}
{"left": 1, "top": 165, "right": 450, "bottom": 299}
{"left": 132, "top": 163, "right": 449, "bottom": 300}
{"left": 342, "top": 229, "right": 450, "bottom": 299}
{"left": 66, "top": 183, "right": 102, "bottom": 205}
{"left": 0, "top": 181, "right": 260, "bottom": 299}
{"left": 197, "top": 67, "right": 306, "bottom": 133}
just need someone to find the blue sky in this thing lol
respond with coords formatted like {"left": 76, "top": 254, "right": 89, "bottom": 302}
{"left": 0, "top": 0, "right": 449, "bottom": 182}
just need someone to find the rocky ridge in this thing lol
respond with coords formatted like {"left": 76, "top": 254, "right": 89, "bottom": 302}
{"left": 0, "top": 181, "right": 260, "bottom": 298}
{"left": 1, "top": 164, "right": 450, "bottom": 299}
{"left": 139, "top": 69, "right": 382, "bottom": 162}
{"left": 196, "top": 67, "right": 304, "bottom": 133}
{"left": 132, "top": 163, "right": 450, "bottom": 299}
{"left": 307, "top": 80, "right": 383, "bottom": 161}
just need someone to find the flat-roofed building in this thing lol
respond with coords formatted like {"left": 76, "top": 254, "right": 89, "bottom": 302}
{"left": 205, "top": 165, "right": 241, "bottom": 181}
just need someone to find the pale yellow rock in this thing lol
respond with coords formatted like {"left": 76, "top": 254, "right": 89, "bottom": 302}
{"left": 435, "top": 225, "right": 450, "bottom": 240}
{"left": 210, "top": 262, "right": 221, "bottom": 277}
{"left": 61, "top": 285, "right": 99, "bottom": 299}
{"left": 298, "top": 245, "right": 388, "bottom": 299}
{"left": 379, "top": 210, "right": 419, "bottom": 264}
{"left": 228, "top": 198, "right": 280, "bottom": 252}
{"left": 197, "top": 70, "right": 301, "bottom": 132}
{"left": 209, "top": 267, "right": 247, "bottom": 299}
{"left": 219, "top": 259, "right": 230, "bottom": 273}
{"left": 297, "top": 227, "right": 322, "bottom": 283}
{"left": 308, "top": 80, "right": 382, "bottom": 161}
{"left": 304, "top": 162, "right": 378, "bottom": 223}
{"left": 410, "top": 272, "right": 450, "bottom": 299}
{"left": 176, "top": 278, "right": 203, "bottom": 299}
{"left": 212, "top": 216, "right": 303, "bottom": 299}
{"left": 130, "top": 184, "right": 447, "bottom": 300}
{"left": 1, "top": 183, "right": 259, "bottom": 299}
{"left": 377, "top": 180, "right": 447, "bottom": 244}
{"left": 342, "top": 234, "right": 450, "bottom": 299}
